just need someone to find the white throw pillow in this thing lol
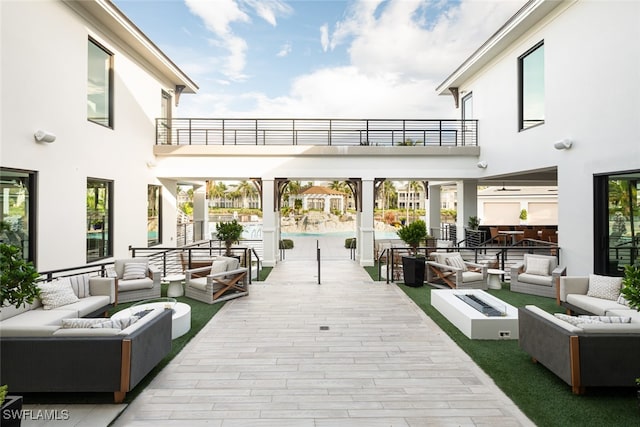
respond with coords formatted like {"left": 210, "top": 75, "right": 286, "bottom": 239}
{"left": 68, "top": 274, "right": 91, "bottom": 298}
{"left": 525, "top": 257, "right": 550, "bottom": 276}
{"left": 587, "top": 274, "right": 623, "bottom": 301}
{"left": 38, "top": 278, "right": 80, "bottom": 310}
{"left": 578, "top": 315, "right": 632, "bottom": 323}
{"left": 122, "top": 262, "right": 147, "bottom": 280}
{"left": 554, "top": 313, "right": 602, "bottom": 326}
{"left": 61, "top": 318, "right": 113, "bottom": 328}
{"left": 445, "top": 254, "right": 467, "bottom": 271}
{"left": 92, "top": 316, "right": 140, "bottom": 330}
{"left": 617, "top": 293, "right": 631, "bottom": 307}
{"left": 210, "top": 260, "right": 228, "bottom": 275}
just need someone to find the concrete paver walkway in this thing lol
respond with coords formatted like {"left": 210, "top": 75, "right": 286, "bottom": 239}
{"left": 113, "top": 237, "right": 533, "bottom": 426}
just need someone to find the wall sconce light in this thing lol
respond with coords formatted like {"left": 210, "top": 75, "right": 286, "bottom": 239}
{"left": 477, "top": 160, "right": 488, "bottom": 169}
{"left": 553, "top": 138, "right": 573, "bottom": 150}
{"left": 146, "top": 160, "right": 157, "bottom": 168}
{"left": 34, "top": 130, "right": 56, "bottom": 143}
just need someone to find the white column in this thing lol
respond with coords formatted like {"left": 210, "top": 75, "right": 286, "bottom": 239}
{"left": 192, "top": 185, "right": 208, "bottom": 241}
{"left": 261, "top": 179, "right": 278, "bottom": 267}
{"left": 428, "top": 184, "right": 441, "bottom": 238}
{"left": 456, "top": 180, "right": 478, "bottom": 244}
{"left": 359, "top": 179, "right": 375, "bottom": 267}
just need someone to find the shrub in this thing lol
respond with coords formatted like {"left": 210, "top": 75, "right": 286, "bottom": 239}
{"left": 344, "top": 238, "right": 356, "bottom": 249}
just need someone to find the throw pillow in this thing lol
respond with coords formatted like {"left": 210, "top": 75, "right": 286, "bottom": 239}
{"left": 68, "top": 274, "right": 91, "bottom": 298}
{"left": 122, "top": 262, "right": 147, "bottom": 280}
{"left": 554, "top": 313, "right": 602, "bottom": 326}
{"left": 38, "top": 278, "right": 80, "bottom": 310}
{"left": 61, "top": 318, "right": 112, "bottom": 329}
{"left": 586, "top": 274, "right": 623, "bottom": 301}
{"left": 105, "top": 266, "right": 118, "bottom": 278}
{"left": 445, "top": 254, "right": 467, "bottom": 271}
{"left": 578, "top": 315, "right": 632, "bottom": 323}
{"left": 525, "top": 257, "right": 550, "bottom": 276}
{"left": 617, "top": 293, "right": 631, "bottom": 307}
{"left": 92, "top": 315, "right": 140, "bottom": 330}
{"left": 210, "top": 259, "right": 228, "bottom": 275}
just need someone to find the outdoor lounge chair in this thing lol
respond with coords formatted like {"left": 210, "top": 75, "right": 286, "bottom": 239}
{"left": 426, "top": 252, "right": 488, "bottom": 289}
{"left": 185, "top": 256, "right": 249, "bottom": 304}
{"left": 510, "top": 253, "right": 566, "bottom": 298}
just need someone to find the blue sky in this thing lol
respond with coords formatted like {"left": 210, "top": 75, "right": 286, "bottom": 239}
{"left": 113, "top": 0, "right": 526, "bottom": 119}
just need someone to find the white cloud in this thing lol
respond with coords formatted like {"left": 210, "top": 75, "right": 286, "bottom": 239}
{"left": 184, "top": 0, "right": 291, "bottom": 80}
{"left": 277, "top": 42, "right": 292, "bottom": 57}
{"left": 320, "top": 23, "right": 329, "bottom": 52}
{"left": 178, "top": 0, "right": 527, "bottom": 118}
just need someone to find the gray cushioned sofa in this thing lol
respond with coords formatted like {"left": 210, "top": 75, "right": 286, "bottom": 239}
{"left": 0, "top": 275, "right": 172, "bottom": 402}
{"left": 518, "top": 305, "right": 640, "bottom": 394}
{"left": 1, "top": 308, "right": 172, "bottom": 402}
{"left": 558, "top": 275, "right": 640, "bottom": 321}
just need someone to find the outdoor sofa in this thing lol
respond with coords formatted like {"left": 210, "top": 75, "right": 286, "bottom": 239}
{"left": 0, "top": 274, "right": 172, "bottom": 402}
{"left": 518, "top": 305, "right": 640, "bottom": 394}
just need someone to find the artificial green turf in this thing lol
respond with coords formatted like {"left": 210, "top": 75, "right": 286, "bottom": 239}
{"left": 363, "top": 265, "right": 638, "bottom": 427}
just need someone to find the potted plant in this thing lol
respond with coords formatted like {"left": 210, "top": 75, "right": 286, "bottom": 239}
{"left": 0, "top": 223, "right": 40, "bottom": 311}
{"left": 396, "top": 220, "right": 428, "bottom": 287}
{"left": 519, "top": 209, "right": 528, "bottom": 225}
{"left": 215, "top": 220, "right": 244, "bottom": 257}
{"left": 0, "top": 385, "right": 22, "bottom": 427}
{"left": 620, "top": 263, "right": 640, "bottom": 310}
{"left": 465, "top": 216, "right": 482, "bottom": 247}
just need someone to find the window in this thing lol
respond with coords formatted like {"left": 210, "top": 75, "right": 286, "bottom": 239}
{"left": 519, "top": 42, "right": 544, "bottom": 130}
{"left": 159, "top": 90, "right": 172, "bottom": 144}
{"left": 87, "top": 178, "right": 112, "bottom": 262}
{"left": 0, "top": 168, "right": 37, "bottom": 263}
{"left": 461, "top": 92, "right": 473, "bottom": 146}
{"left": 594, "top": 171, "right": 640, "bottom": 275}
{"left": 462, "top": 92, "right": 473, "bottom": 120}
{"left": 87, "top": 39, "right": 113, "bottom": 127}
{"left": 148, "top": 185, "right": 162, "bottom": 246}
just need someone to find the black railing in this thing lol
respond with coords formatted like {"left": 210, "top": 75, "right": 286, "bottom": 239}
{"left": 156, "top": 118, "right": 478, "bottom": 147}
{"left": 376, "top": 242, "right": 560, "bottom": 284}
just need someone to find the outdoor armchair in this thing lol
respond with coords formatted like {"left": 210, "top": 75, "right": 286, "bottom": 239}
{"left": 185, "top": 256, "right": 249, "bottom": 304}
{"left": 426, "top": 252, "right": 488, "bottom": 289}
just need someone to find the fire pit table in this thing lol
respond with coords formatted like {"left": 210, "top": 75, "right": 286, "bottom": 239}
{"left": 431, "top": 289, "right": 518, "bottom": 340}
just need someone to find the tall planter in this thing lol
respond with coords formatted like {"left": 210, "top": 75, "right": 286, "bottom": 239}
{"left": 1, "top": 395, "right": 23, "bottom": 427}
{"left": 402, "top": 256, "right": 425, "bottom": 287}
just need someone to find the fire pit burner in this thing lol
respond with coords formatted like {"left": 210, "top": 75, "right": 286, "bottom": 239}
{"left": 455, "top": 294, "right": 505, "bottom": 317}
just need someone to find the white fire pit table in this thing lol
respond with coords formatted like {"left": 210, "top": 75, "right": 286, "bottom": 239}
{"left": 431, "top": 289, "right": 518, "bottom": 340}
{"left": 113, "top": 298, "right": 191, "bottom": 340}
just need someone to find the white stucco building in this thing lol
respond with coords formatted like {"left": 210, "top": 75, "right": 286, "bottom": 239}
{"left": 0, "top": 0, "right": 197, "bottom": 270}
{"left": 2, "top": 0, "right": 637, "bottom": 277}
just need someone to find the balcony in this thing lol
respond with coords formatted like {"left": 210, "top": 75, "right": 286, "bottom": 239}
{"left": 156, "top": 118, "right": 478, "bottom": 147}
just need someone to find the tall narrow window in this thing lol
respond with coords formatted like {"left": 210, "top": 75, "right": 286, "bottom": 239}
{"left": 148, "top": 185, "right": 162, "bottom": 246}
{"left": 0, "top": 168, "right": 37, "bottom": 263}
{"left": 519, "top": 42, "right": 544, "bottom": 130}
{"left": 159, "top": 90, "right": 172, "bottom": 144}
{"left": 87, "top": 178, "right": 113, "bottom": 262}
{"left": 594, "top": 171, "right": 640, "bottom": 275}
{"left": 461, "top": 92, "right": 473, "bottom": 146}
{"left": 87, "top": 39, "right": 113, "bottom": 127}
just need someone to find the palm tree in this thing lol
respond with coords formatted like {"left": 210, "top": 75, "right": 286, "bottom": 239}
{"left": 235, "top": 180, "right": 257, "bottom": 209}
{"left": 207, "top": 181, "right": 227, "bottom": 207}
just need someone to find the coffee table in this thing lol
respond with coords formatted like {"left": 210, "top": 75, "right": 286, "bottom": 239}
{"left": 113, "top": 298, "right": 191, "bottom": 339}
{"left": 431, "top": 289, "right": 518, "bottom": 340}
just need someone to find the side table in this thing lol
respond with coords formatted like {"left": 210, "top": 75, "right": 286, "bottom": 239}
{"left": 487, "top": 268, "right": 505, "bottom": 290}
{"left": 164, "top": 274, "right": 186, "bottom": 297}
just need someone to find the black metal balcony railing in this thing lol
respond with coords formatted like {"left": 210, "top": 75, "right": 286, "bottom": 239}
{"left": 156, "top": 118, "right": 478, "bottom": 147}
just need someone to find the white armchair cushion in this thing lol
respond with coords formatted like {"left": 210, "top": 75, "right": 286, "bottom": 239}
{"left": 525, "top": 256, "right": 550, "bottom": 276}
{"left": 38, "top": 278, "right": 79, "bottom": 310}
{"left": 123, "top": 262, "right": 148, "bottom": 280}
{"left": 446, "top": 254, "right": 467, "bottom": 271}
{"left": 210, "top": 260, "right": 228, "bottom": 275}
{"left": 587, "top": 274, "right": 622, "bottom": 301}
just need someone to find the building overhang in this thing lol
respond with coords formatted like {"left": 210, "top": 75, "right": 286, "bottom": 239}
{"left": 436, "top": 0, "right": 565, "bottom": 98}
{"left": 154, "top": 145, "right": 481, "bottom": 158}
{"left": 65, "top": 0, "right": 198, "bottom": 94}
